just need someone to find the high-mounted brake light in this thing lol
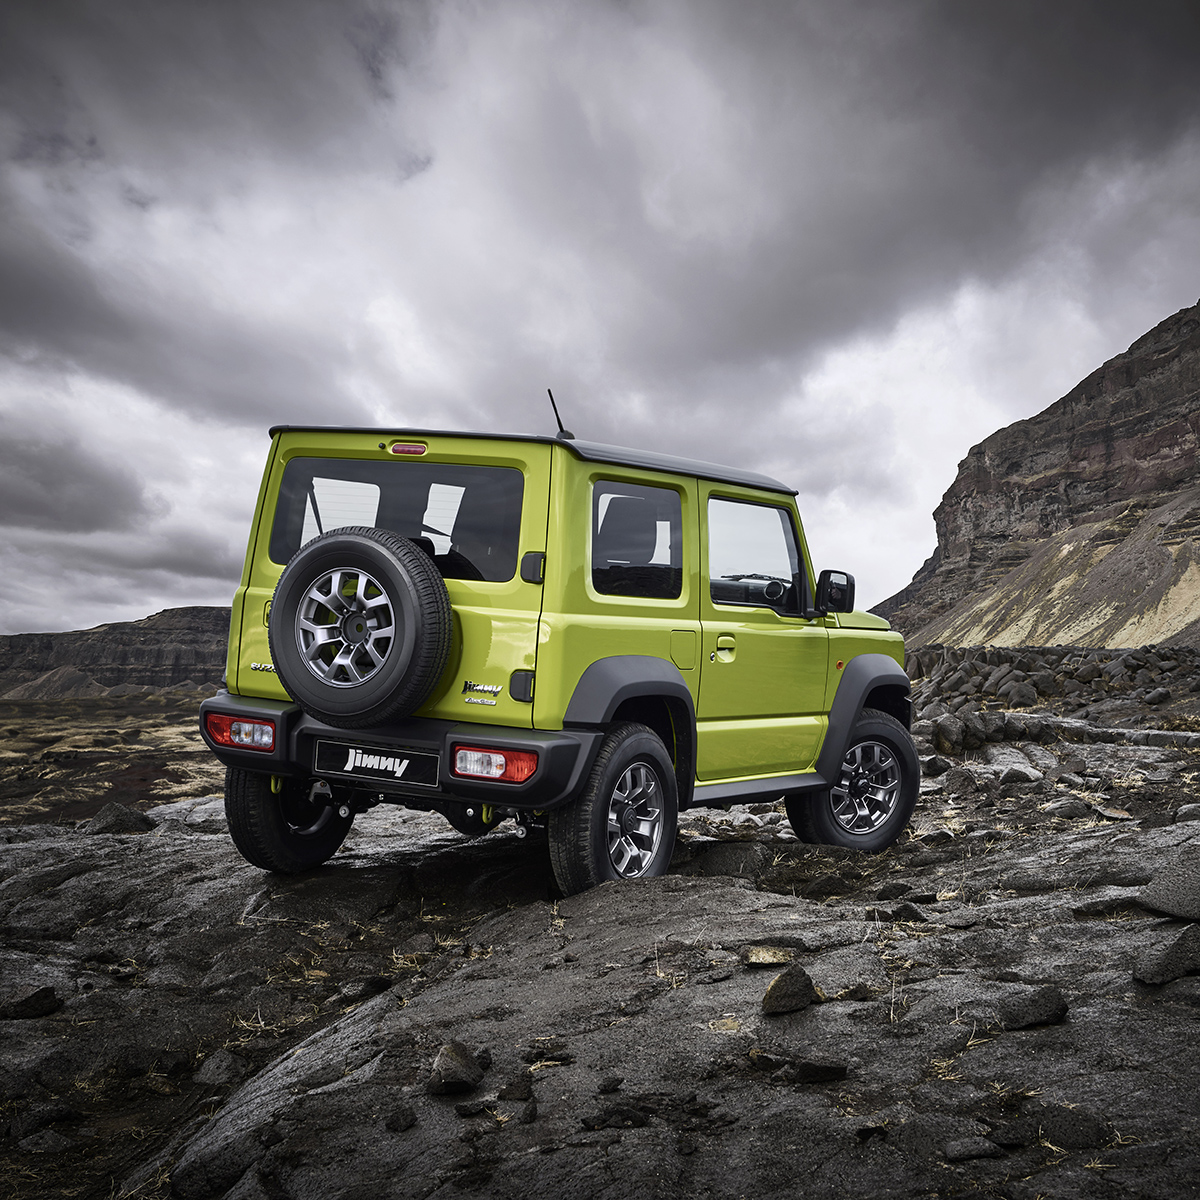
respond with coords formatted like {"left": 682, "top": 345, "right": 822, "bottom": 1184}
{"left": 205, "top": 713, "right": 275, "bottom": 752}
{"left": 390, "top": 442, "right": 427, "bottom": 456}
{"left": 452, "top": 745, "right": 538, "bottom": 783}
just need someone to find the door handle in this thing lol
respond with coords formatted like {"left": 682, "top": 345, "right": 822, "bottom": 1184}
{"left": 716, "top": 635, "right": 736, "bottom": 649}
{"left": 713, "top": 634, "right": 736, "bottom": 663}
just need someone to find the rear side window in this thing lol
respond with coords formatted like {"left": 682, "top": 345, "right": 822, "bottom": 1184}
{"left": 269, "top": 458, "right": 524, "bottom": 582}
{"left": 591, "top": 481, "right": 683, "bottom": 600}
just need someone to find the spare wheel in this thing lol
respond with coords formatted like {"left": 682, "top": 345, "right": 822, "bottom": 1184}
{"left": 268, "top": 526, "right": 452, "bottom": 728}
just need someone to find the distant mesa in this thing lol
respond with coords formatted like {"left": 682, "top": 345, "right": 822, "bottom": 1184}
{"left": 0, "top": 607, "right": 229, "bottom": 700}
{"left": 2, "top": 666, "right": 110, "bottom": 701}
{"left": 875, "top": 299, "right": 1200, "bottom": 648}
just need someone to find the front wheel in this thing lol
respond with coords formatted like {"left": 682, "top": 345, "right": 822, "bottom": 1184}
{"left": 547, "top": 723, "right": 678, "bottom": 896}
{"left": 785, "top": 708, "right": 919, "bottom": 851}
{"left": 224, "top": 767, "right": 354, "bottom": 872}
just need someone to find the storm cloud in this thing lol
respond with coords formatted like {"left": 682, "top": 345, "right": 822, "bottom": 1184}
{"left": 0, "top": 415, "right": 152, "bottom": 533}
{"left": 2, "top": 0, "right": 1200, "bottom": 632}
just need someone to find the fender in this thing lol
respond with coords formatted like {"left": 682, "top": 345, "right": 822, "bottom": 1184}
{"left": 563, "top": 655, "right": 698, "bottom": 807}
{"left": 563, "top": 655, "right": 697, "bottom": 726}
{"left": 814, "top": 652, "right": 912, "bottom": 786}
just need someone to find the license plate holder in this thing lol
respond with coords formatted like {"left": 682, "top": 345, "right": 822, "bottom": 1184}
{"left": 314, "top": 739, "right": 440, "bottom": 789}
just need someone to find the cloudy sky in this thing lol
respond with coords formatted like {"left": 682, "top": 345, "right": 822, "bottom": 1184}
{"left": 2, "top": 0, "right": 1200, "bottom": 635}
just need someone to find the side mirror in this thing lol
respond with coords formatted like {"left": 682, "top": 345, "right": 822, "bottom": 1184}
{"left": 815, "top": 569, "right": 855, "bottom": 614}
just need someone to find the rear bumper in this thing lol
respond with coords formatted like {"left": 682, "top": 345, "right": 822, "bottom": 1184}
{"left": 198, "top": 692, "right": 603, "bottom": 811}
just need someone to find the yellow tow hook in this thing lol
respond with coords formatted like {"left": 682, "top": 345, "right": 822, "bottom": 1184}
{"left": 270, "top": 776, "right": 284, "bottom": 794}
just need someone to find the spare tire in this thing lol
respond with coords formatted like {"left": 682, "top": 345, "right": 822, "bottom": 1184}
{"left": 268, "top": 526, "right": 452, "bottom": 728}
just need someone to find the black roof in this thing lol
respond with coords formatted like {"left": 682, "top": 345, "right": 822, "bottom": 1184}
{"left": 267, "top": 426, "right": 796, "bottom": 495}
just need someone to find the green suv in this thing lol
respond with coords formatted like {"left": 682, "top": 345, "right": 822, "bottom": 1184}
{"left": 200, "top": 427, "right": 917, "bottom": 895}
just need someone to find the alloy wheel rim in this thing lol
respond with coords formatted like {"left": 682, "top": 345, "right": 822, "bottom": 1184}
{"left": 295, "top": 567, "right": 395, "bottom": 686}
{"left": 830, "top": 740, "right": 901, "bottom": 834}
{"left": 605, "top": 762, "right": 663, "bottom": 877}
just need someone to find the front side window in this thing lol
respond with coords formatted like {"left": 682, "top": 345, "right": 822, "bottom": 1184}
{"left": 270, "top": 458, "right": 524, "bottom": 581}
{"left": 592, "top": 481, "right": 683, "bottom": 600}
{"left": 707, "top": 497, "right": 802, "bottom": 614}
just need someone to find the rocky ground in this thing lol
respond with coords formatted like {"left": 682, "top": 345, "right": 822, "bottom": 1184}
{"left": 2, "top": 650, "right": 1200, "bottom": 1200}
{"left": 0, "top": 692, "right": 225, "bottom": 826}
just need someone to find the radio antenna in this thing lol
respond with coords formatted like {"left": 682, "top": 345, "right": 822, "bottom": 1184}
{"left": 547, "top": 388, "right": 574, "bottom": 440}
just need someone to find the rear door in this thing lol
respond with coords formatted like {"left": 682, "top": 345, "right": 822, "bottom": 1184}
{"left": 235, "top": 432, "right": 551, "bottom": 729}
{"left": 695, "top": 487, "right": 829, "bottom": 781}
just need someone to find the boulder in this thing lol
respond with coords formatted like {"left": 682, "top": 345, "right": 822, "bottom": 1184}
{"left": 934, "top": 715, "right": 965, "bottom": 756}
{"left": 997, "top": 985, "right": 1068, "bottom": 1029}
{"left": 425, "top": 1041, "right": 486, "bottom": 1095}
{"left": 1134, "top": 926, "right": 1200, "bottom": 984}
{"left": 1140, "top": 847, "right": 1200, "bottom": 920}
{"left": 84, "top": 803, "right": 157, "bottom": 835}
{"left": 762, "top": 963, "right": 821, "bottom": 1015}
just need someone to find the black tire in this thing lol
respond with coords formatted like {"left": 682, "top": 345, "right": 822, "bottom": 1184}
{"left": 785, "top": 708, "right": 919, "bottom": 851}
{"left": 547, "top": 723, "right": 678, "bottom": 896}
{"left": 268, "top": 527, "right": 452, "bottom": 728}
{"left": 224, "top": 767, "right": 354, "bottom": 872}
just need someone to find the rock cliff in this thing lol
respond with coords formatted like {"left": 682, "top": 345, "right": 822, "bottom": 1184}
{"left": 875, "top": 300, "right": 1200, "bottom": 647}
{"left": 0, "top": 607, "right": 229, "bottom": 698}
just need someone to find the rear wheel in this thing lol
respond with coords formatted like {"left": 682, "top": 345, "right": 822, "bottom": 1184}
{"left": 224, "top": 767, "right": 354, "bottom": 872}
{"left": 548, "top": 723, "right": 678, "bottom": 896}
{"left": 785, "top": 708, "right": 918, "bottom": 851}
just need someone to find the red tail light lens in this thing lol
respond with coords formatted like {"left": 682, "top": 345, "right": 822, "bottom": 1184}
{"left": 206, "top": 713, "right": 275, "bottom": 752}
{"left": 452, "top": 746, "right": 538, "bottom": 783}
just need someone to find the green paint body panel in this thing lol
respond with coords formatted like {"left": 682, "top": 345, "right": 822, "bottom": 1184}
{"left": 223, "top": 427, "right": 908, "bottom": 794}
{"left": 532, "top": 446, "right": 701, "bottom": 729}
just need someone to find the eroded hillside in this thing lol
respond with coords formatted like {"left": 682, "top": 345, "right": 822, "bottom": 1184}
{"left": 877, "top": 300, "right": 1200, "bottom": 646}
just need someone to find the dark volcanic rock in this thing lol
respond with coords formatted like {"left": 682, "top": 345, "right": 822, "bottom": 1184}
{"left": 997, "top": 984, "right": 1069, "bottom": 1029}
{"left": 426, "top": 1041, "right": 486, "bottom": 1094}
{"left": 3, "top": 784, "right": 1200, "bottom": 1200}
{"left": 192, "top": 1049, "right": 251, "bottom": 1088}
{"left": 1134, "top": 925, "right": 1200, "bottom": 984}
{"left": 83, "top": 802, "right": 156, "bottom": 835}
{"left": 1024, "top": 1101, "right": 1111, "bottom": 1150}
{"left": 0, "top": 986, "right": 63, "bottom": 1020}
{"left": 761, "top": 963, "right": 821, "bottom": 1014}
{"left": 497, "top": 1070, "right": 533, "bottom": 1101}
{"left": 1140, "top": 845, "right": 1200, "bottom": 919}
{"left": 944, "top": 1136, "right": 1005, "bottom": 1161}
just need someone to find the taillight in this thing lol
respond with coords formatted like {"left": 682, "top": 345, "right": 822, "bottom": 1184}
{"left": 206, "top": 713, "right": 275, "bottom": 752}
{"left": 452, "top": 745, "right": 538, "bottom": 783}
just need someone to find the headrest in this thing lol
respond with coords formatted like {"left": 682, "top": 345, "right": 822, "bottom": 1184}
{"left": 594, "top": 496, "right": 659, "bottom": 565}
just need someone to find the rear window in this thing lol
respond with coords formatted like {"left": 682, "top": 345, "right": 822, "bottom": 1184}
{"left": 269, "top": 458, "right": 524, "bottom": 582}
